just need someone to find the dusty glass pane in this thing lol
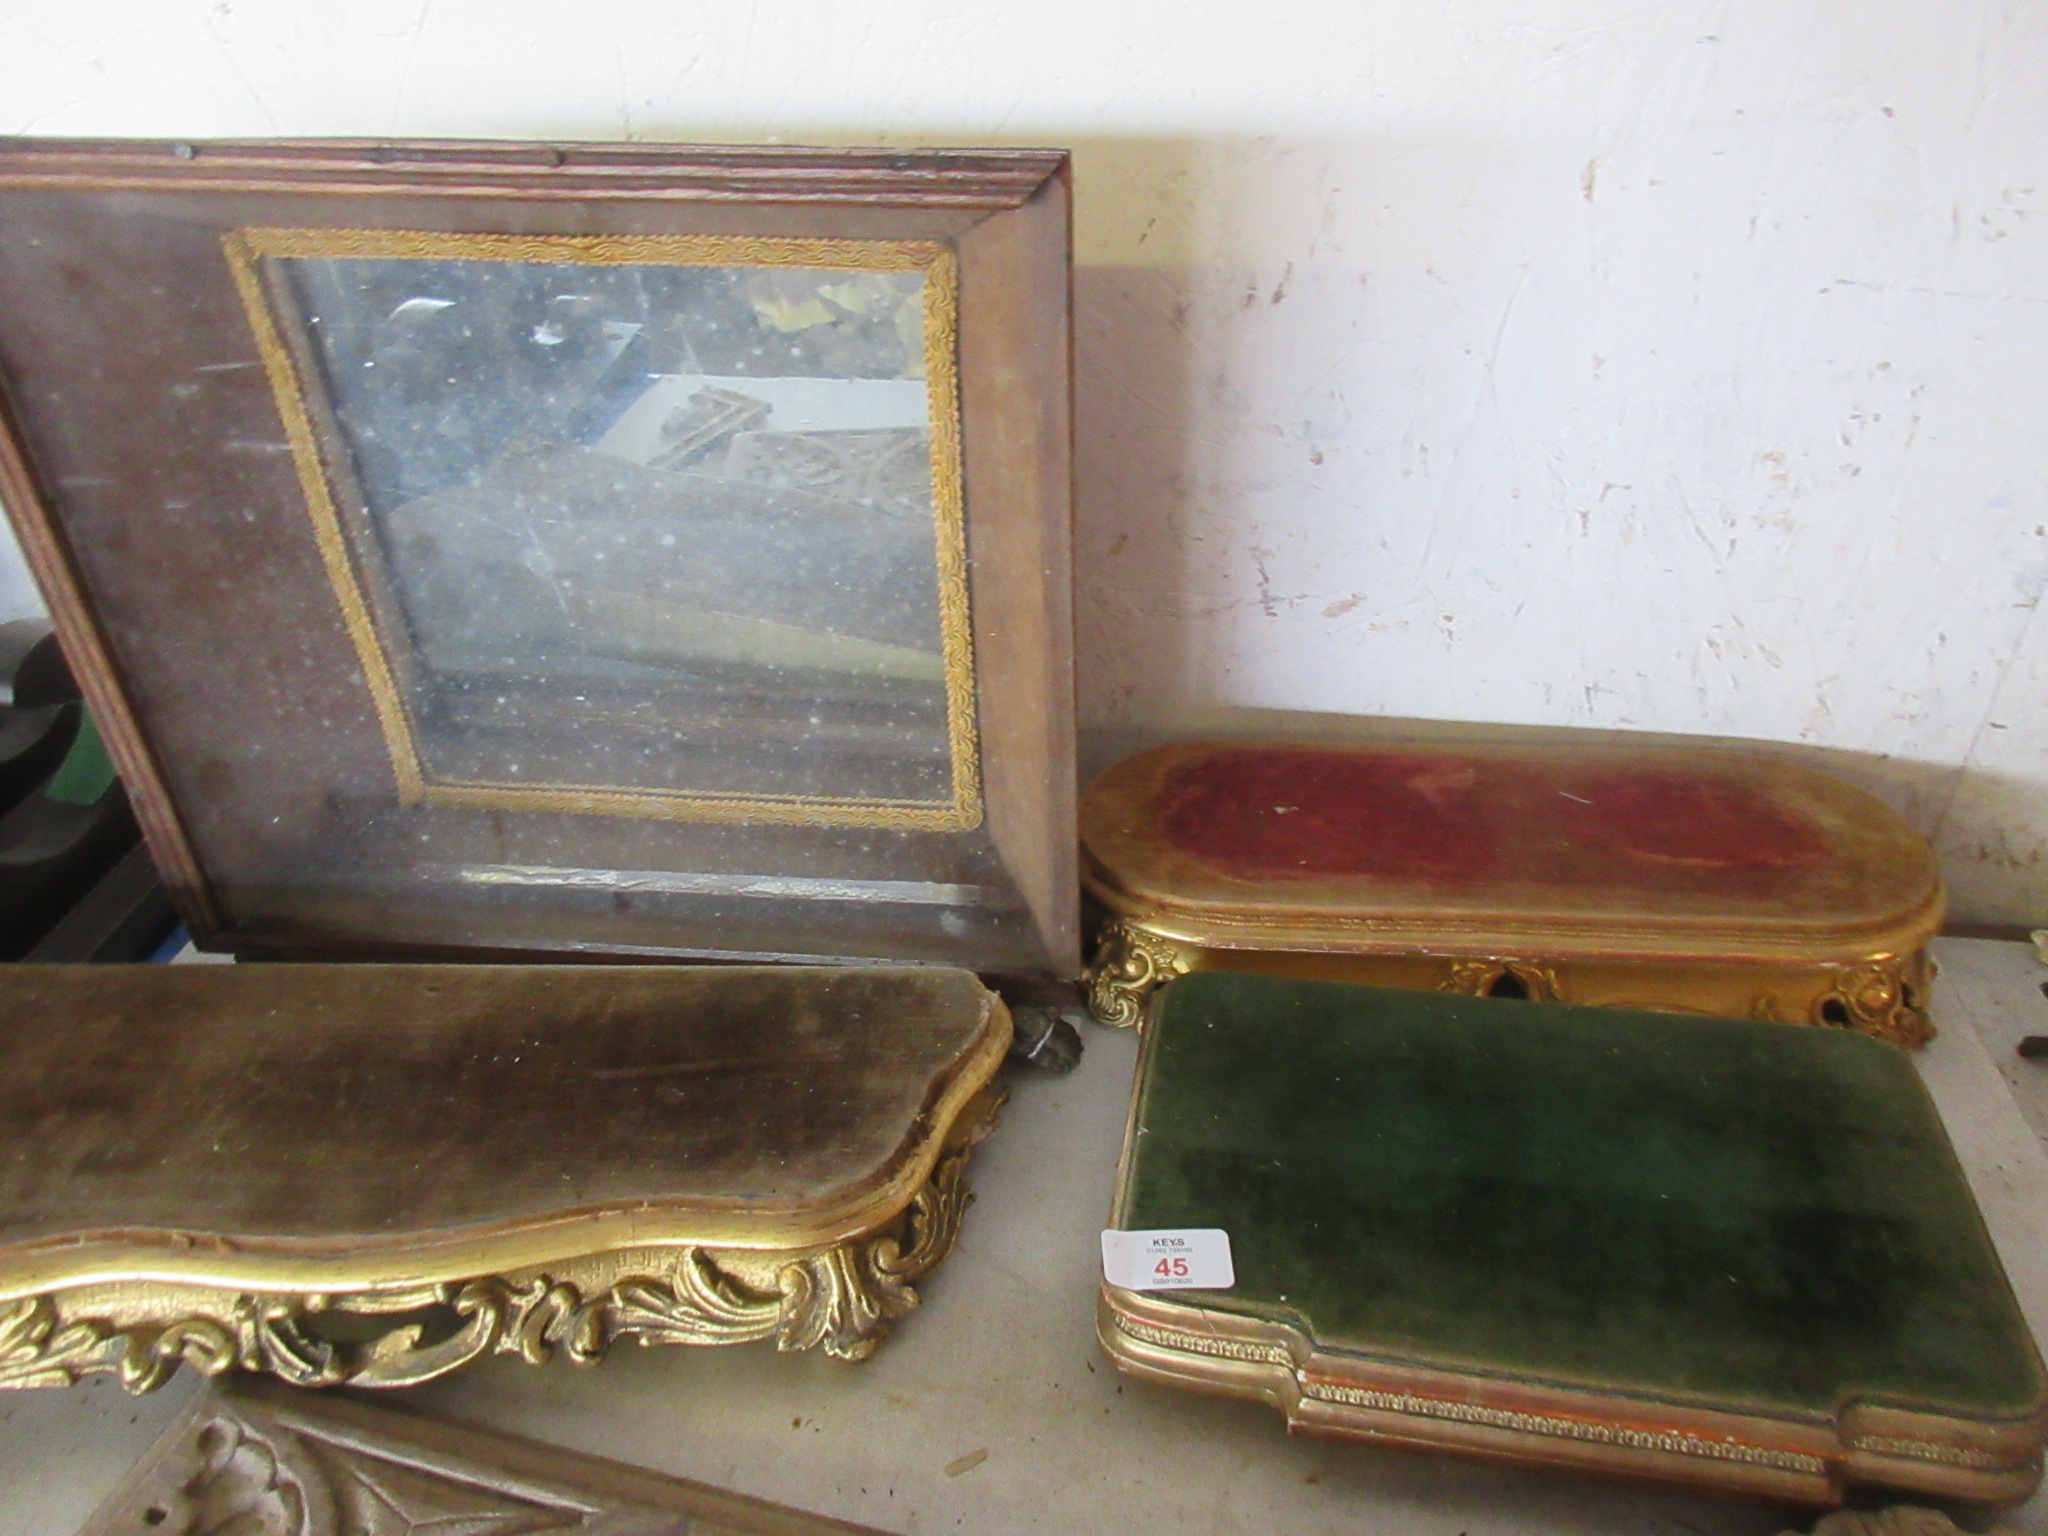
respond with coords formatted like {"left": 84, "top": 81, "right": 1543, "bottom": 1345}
{"left": 279, "top": 252, "right": 959, "bottom": 814}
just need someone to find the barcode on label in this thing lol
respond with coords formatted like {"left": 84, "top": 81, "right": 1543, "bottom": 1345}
{"left": 1100, "top": 1228, "right": 1235, "bottom": 1291}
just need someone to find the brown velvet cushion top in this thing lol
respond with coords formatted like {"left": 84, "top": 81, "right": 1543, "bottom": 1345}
{"left": 0, "top": 963, "right": 1000, "bottom": 1250}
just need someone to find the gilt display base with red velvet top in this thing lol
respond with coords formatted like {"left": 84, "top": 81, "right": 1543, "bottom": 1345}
{"left": 1080, "top": 739, "right": 1943, "bottom": 1045}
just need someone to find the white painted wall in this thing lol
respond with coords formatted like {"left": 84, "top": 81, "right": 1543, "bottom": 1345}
{"left": 2, "top": 0, "right": 2043, "bottom": 922}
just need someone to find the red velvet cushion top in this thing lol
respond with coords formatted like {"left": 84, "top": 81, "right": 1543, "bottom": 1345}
{"left": 1156, "top": 747, "right": 1828, "bottom": 895}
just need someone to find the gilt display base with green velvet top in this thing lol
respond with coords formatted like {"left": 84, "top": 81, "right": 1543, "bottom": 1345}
{"left": 1098, "top": 972, "right": 2048, "bottom": 1505}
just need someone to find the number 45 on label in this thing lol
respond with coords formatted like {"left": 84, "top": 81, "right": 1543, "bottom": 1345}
{"left": 1099, "top": 1228, "right": 1235, "bottom": 1291}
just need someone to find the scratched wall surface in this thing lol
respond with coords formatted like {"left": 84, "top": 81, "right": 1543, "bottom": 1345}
{"left": 0, "top": 0, "right": 2042, "bottom": 923}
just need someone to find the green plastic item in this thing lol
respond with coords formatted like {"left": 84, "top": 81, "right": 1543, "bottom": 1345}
{"left": 41, "top": 709, "right": 118, "bottom": 807}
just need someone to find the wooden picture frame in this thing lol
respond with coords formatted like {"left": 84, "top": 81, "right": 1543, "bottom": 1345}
{"left": 0, "top": 139, "right": 1077, "bottom": 977}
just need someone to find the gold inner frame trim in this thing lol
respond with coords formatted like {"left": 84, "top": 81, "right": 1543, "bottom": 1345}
{"left": 222, "top": 225, "right": 982, "bottom": 832}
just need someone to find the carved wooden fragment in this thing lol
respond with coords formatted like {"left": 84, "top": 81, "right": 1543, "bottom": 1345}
{"left": 81, "top": 1375, "right": 894, "bottom": 1535}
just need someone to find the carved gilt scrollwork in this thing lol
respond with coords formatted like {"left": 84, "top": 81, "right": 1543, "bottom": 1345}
{"left": 0, "top": 1293, "right": 121, "bottom": 1391}
{"left": 1086, "top": 920, "right": 1193, "bottom": 1027}
{"left": 1439, "top": 958, "right": 1562, "bottom": 1003}
{"left": 0, "top": 1089, "right": 1000, "bottom": 1395}
{"left": 1807, "top": 953, "right": 1935, "bottom": 1049}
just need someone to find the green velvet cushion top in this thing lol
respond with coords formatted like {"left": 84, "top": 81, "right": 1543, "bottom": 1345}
{"left": 1117, "top": 973, "right": 2045, "bottom": 1420}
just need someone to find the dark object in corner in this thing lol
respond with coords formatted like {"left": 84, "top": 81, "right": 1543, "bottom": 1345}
{"left": 1008, "top": 1003, "right": 1084, "bottom": 1073}
{"left": 0, "top": 619, "right": 154, "bottom": 959}
{"left": 997, "top": 978, "right": 1086, "bottom": 1072}
{"left": 2017, "top": 1036, "right": 2048, "bottom": 1061}
{"left": 0, "top": 620, "right": 79, "bottom": 811}
{"left": 0, "top": 618, "right": 76, "bottom": 708}
{"left": 24, "top": 844, "right": 176, "bottom": 962}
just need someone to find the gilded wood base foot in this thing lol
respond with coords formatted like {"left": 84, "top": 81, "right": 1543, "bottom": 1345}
{"left": 1086, "top": 915, "right": 1939, "bottom": 1049}
{"left": 0, "top": 1087, "right": 1004, "bottom": 1394}
{"left": 1085, "top": 920, "right": 1192, "bottom": 1027}
{"left": 1797, "top": 951, "right": 1936, "bottom": 1049}
{"left": 1440, "top": 951, "right": 1937, "bottom": 1049}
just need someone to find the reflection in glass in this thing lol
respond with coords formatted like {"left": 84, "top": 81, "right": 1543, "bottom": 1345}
{"left": 260, "top": 241, "right": 970, "bottom": 820}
